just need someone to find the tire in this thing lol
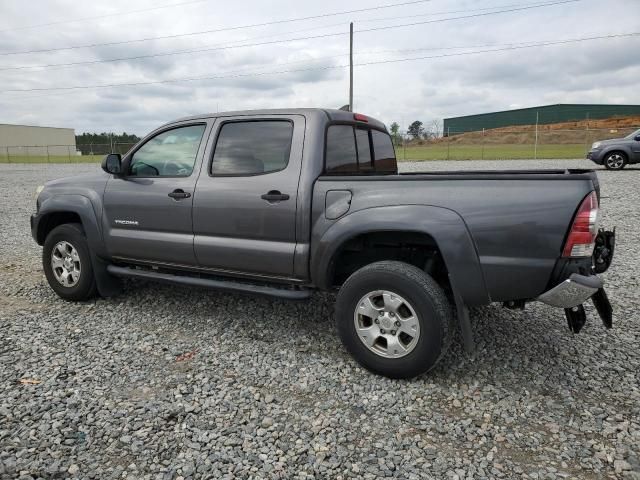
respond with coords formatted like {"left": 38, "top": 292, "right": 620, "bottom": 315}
{"left": 603, "top": 152, "right": 627, "bottom": 170}
{"left": 43, "top": 223, "right": 97, "bottom": 301}
{"left": 335, "top": 261, "right": 453, "bottom": 379}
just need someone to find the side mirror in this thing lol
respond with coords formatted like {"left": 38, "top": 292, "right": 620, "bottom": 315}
{"left": 634, "top": 135, "right": 640, "bottom": 142}
{"left": 102, "top": 153, "right": 122, "bottom": 175}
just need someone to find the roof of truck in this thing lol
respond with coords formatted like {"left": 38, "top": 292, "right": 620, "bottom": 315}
{"left": 172, "top": 108, "right": 387, "bottom": 131}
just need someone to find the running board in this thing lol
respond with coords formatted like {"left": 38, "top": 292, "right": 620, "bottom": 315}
{"left": 106, "top": 265, "right": 312, "bottom": 300}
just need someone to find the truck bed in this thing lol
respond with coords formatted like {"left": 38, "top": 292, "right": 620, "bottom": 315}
{"left": 313, "top": 169, "right": 598, "bottom": 303}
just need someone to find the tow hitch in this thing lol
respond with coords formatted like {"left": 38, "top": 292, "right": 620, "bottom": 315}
{"left": 563, "top": 288, "right": 612, "bottom": 333}
{"left": 565, "top": 305, "right": 587, "bottom": 333}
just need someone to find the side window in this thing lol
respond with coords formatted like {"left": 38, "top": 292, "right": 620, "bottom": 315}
{"left": 211, "top": 121, "right": 293, "bottom": 175}
{"left": 355, "top": 128, "right": 373, "bottom": 171}
{"left": 129, "top": 124, "right": 206, "bottom": 177}
{"left": 325, "top": 125, "right": 358, "bottom": 174}
{"left": 371, "top": 129, "right": 397, "bottom": 173}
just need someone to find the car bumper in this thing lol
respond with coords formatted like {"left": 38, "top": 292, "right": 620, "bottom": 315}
{"left": 587, "top": 149, "right": 604, "bottom": 164}
{"left": 537, "top": 228, "right": 615, "bottom": 331}
{"left": 537, "top": 273, "right": 601, "bottom": 308}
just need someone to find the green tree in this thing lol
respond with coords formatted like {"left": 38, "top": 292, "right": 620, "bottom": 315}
{"left": 389, "top": 122, "right": 402, "bottom": 145}
{"left": 407, "top": 120, "right": 424, "bottom": 140}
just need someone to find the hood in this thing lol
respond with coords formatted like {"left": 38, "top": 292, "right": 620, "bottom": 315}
{"left": 595, "top": 137, "right": 626, "bottom": 146}
{"left": 44, "top": 170, "right": 109, "bottom": 188}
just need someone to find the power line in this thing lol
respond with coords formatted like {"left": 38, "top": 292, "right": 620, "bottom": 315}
{"left": 0, "top": 0, "right": 434, "bottom": 56}
{"left": 2, "top": 32, "right": 634, "bottom": 95}
{"left": 0, "top": 20, "right": 349, "bottom": 72}
{"left": 0, "top": 1, "right": 551, "bottom": 73}
{"left": 0, "top": 0, "right": 210, "bottom": 33}
{"left": 0, "top": 0, "right": 581, "bottom": 72}
{"left": 356, "top": 2, "right": 531, "bottom": 23}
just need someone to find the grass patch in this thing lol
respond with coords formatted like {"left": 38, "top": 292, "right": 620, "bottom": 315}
{"left": 395, "top": 143, "right": 588, "bottom": 161}
{"left": 0, "top": 155, "right": 103, "bottom": 164}
{"left": 0, "top": 144, "right": 588, "bottom": 164}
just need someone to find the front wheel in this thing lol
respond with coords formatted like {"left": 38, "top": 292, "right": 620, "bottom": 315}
{"left": 335, "top": 261, "right": 453, "bottom": 379}
{"left": 603, "top": 152, "right": 627, "bottom": 170}
{"left": 43, "top": 223, "right": 97, "bottom": 301}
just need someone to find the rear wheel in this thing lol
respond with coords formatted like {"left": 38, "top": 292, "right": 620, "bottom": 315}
{"left": 43, "top": 223, "right": 97, "bottom": 301}
{"left": 603, "top": 152, "right": 627, "bottom": 170}
{"left": 335, "top": 261, "right": 452, "bottom": 379}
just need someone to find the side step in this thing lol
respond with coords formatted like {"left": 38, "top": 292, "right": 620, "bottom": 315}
{"left": 106, "top": 265, "right": 312, "bottom": 300}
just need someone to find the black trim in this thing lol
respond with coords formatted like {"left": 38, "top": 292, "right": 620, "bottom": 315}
{"left": 111, "top": 256, "right": 306, "bottom": 285}
{"left": 318, "top": 170, "right": 598, "bottom": 181}
{"left": 106, "top": 265, "right": 311, "bottom": 300}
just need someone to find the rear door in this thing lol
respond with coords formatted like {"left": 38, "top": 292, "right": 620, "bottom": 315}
{"left": 102, "top": 122, "right": 209, "bottom": 265}
{"left": 192, "top": 115, "right": 304, "bottom": 278}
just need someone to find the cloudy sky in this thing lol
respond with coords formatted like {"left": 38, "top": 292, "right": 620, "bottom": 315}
{"left": 0, "top": 0, "right": 639, "bottom": 136}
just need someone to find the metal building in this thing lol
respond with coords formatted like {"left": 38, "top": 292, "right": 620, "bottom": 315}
{"left": 0, "top": 123, "right": 76, "bottom": 157}
{"left": 443, "top": 104, "right": 640, "bottom": 134}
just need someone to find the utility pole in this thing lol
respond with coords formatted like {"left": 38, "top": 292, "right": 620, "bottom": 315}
{"left": 534, "top": 111, "right": 539, "bottom": 160}
{"left": 349, "top": 22, "right": 353, "bottom": 112}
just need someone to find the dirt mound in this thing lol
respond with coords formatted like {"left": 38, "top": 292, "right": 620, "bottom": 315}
{"left": 420, "top": 115, "right": 640, "bottom": 145}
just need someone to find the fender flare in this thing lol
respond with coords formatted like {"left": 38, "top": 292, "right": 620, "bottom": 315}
{"left": 36, "top": 194, "right": 105, "bottom": 256}
{"left": 601, "top": 146, "right": 632, "bottom": 161}
{"left": 310, "top": 204, "right": 490, "bottom": 306}
{"left": 34, "top": 195, "right": 121, "bottom": 297}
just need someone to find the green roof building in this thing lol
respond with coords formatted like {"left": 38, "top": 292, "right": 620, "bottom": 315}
{"left": 443, "top": 104, "right": 640, "bottom": 135}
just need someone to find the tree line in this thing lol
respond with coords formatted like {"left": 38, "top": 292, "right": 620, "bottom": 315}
{"left": 76, "top": 132, "right": 140, "bottom": 146}
{"left": 388, "top": 120, "right": 443, "bottom": 145}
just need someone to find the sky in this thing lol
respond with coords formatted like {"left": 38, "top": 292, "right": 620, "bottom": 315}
{"left": 0, "top": 0, "right": 639, "bottom": 136}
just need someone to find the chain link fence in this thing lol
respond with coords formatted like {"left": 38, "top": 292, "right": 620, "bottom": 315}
{"left": 1, "top": 124, "right": 639, "bottom": 163}
{"left": 395, "top": 125, "right": 640, "bottom": 161}
{"left": 0, "top": 143, "right": 136, "bottom": 163}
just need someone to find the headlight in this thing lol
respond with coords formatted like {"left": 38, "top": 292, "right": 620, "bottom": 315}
{"left": 34, "top": 185, "right": 44, "bottom": 199}
{"left": 591, "top": 142, "right": 601, "bottom": 149}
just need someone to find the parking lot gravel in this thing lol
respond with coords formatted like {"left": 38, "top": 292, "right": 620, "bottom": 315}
{"left": 1, "top": 160, "right": 638, "bottom": 479}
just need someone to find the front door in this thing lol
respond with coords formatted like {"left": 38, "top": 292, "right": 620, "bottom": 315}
{"left": 631, "top": 132, "right": 640, "bottom": 161}
{"left": 102, "top": 122, "right": 209, "bottom": 265}
{"left": 192, "top": 115, "right": 304, "bottom": 278}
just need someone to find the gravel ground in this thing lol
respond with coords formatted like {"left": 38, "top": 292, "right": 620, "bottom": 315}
{"left": 1, "top": 160, "right": 638, "bottom": 479}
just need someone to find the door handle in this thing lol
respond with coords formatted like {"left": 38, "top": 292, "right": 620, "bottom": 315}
{"left": 168, "top": 189, "right": 191, "bottom": 200}
{"left": 261, "top": 190, "right": 290, "bottom": 202}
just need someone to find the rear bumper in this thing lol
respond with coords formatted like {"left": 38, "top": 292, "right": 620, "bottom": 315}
{"left": 537, "top": 273, "right": 601, "bottom": 308}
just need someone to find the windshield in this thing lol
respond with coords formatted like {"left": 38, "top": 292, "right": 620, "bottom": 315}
{"left": 625, "top": 128, "right": 640, "bottom": 139}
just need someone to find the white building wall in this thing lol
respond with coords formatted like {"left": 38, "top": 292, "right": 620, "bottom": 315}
{"left": 0, "top": 124, "right": 76, "bottom": 156}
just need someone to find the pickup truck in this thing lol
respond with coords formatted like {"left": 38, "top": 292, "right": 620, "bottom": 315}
{"left": 587, "top": 127, "right": 640, "bottom": 170}
{"left": 31, "top": 108, "right": 616, "bottom": 378}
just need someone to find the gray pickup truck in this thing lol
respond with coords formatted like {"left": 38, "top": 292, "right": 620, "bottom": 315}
{"left": 31, "top": 108, "right": 616, "bottom": 378}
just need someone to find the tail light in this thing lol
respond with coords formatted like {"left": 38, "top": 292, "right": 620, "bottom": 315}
{"left": 563, "top": 191, "right": 599, "bottom": 257}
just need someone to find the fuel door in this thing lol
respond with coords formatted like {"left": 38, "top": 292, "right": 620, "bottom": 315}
{"left": 325, "top": 190, "right": 352, "bottom": 220}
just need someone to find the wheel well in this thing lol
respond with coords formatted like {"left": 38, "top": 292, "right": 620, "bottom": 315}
{"left": 37, "top": 212, "right": 82, "bottom": 244}
{"left": 330, "top": 231, "right": 449, "bottom": 289}
{"left": 606, "top": 150, "right": 628, "bottom": 161}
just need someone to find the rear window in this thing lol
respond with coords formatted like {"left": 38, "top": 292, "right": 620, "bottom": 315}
{"left": 325, "top": 125, "right": 358, "bottom": 173}
{"left": 371, "top": 130, "right": 396, "bottom": 173}
{"left": 325, "top": 125, "right": 396, "bottom": 174}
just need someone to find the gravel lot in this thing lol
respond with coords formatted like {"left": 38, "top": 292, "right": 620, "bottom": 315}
{"left": 1, "top": 160, "right": 638, "bottom": 479}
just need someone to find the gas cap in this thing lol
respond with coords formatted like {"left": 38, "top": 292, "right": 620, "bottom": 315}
{"left": 325, "top": 190, "right": 352, "bottom": 220}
